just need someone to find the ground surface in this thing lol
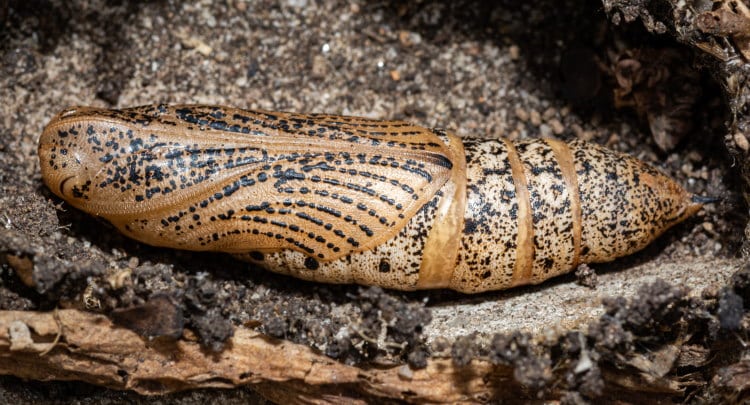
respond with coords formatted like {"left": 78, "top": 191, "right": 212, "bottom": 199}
{"left": 0, "top": 0, "right": 748, "bottom": 403}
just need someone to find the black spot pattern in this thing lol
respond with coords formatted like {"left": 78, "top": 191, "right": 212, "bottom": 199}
{"left": 570, "top": 140, "right": 692, "bottom": 264}
{"left": 451, "top": 138, "right": 695, "bottom": 293}
{"left": 516, "top": 140, "right": 575, "bottom": 282}
{"left": 454, "top": 139, "right": 519, "bottom": 291}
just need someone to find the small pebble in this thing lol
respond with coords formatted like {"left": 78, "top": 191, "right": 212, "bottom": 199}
{"left": 734, "top": 132, "right": 749, "bottom": 152}
{"left": 540, "top": 124, "right": 552, "bottom": 138}
{"left": 311, "top": 55, "right": 328, "bottom": 78}
{"left": 549, "top": 119, "right": 564, "bottom": 135}
{"left": 398, "top": 31, "right": 421, "bottom": 47}
{"left": 182, "top": 36, "right": 212, "bottom": 56}
{"left": 606, "top": 133, "right": 620, "bottom": 145}
{"left": 681, "top": 163, "right": 693, "bottom": 176}
{"left": 508, "top": 45, "right": 520, "bottom": 60}
{"left": 529, "top": 109, "right": 541, "bottom": 126}
{"left": 515, "top": 107, "right": 529, "bottom": 122}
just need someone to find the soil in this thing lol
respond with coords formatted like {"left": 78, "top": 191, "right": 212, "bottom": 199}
{"left": 1, "top": 0, "right": 749, "bottom": 403}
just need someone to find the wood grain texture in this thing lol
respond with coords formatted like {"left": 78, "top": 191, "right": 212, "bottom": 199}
{"left": 38, "top": 104, "right": 702, "bottom": 293}
{"left": 0, "top": 306, "right": 730, "bottom": 402}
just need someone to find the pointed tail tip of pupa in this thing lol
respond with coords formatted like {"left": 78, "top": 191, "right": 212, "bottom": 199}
{"left": 691, "top": 195, "right": 721, "bottom": 204}
{"left": 683, "top": 194, "right": 720, "bottom": 219}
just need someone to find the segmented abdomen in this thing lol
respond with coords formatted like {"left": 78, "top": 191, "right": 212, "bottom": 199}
{"left": 450, "top": 138, "right": 696, "bottom": 293}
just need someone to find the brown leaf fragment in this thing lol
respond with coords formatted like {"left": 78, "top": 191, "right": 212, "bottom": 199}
{"left": 610, "top": 48, "right": 700, "bottom": 152}
{"left": 696, "top": 9, "right": 750, "bottom": 36}
{"left": 696, "top": 0, "right": 750, "bottom": 60}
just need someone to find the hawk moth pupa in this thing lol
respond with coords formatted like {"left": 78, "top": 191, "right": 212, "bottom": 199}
{"left": 38, "top": 104, "right": 704, "bottom": 293}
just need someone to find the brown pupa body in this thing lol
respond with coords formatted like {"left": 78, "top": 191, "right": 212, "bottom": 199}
{"left": 38, "top": 104, "right": 702, "bottom": 293}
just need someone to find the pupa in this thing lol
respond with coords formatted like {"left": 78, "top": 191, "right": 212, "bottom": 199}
{"left": 38, "top": 104, "right": 705, "bottom": 293}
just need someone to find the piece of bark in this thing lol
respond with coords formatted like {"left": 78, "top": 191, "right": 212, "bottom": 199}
{"left": 0, "top": 309, "right": 739, "bottom": 403}
{"left": 0, "top": 309, "right": 508, "bottom": 403}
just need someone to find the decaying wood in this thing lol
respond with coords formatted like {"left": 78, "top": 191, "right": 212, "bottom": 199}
{"left": 0, "top": 308, "right": 730, "bottom": 403}
{"left": 0, "top": 309, "right": 508, "bottom": 403}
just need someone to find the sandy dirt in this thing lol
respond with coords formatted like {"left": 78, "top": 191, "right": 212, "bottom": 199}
{"left": 0, "top": 0, "right": 747, "bottom": 402}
